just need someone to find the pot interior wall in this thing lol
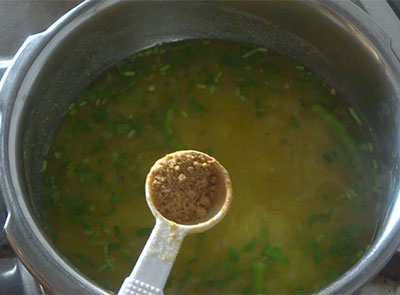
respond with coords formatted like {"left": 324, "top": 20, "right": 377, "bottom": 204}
{"left": 17, "top": 0, "right": 399, "bottom": 279}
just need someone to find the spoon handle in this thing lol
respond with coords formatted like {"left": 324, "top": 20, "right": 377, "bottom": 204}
{"left": 118, "top": 219, "right": 185, "bottom": 295}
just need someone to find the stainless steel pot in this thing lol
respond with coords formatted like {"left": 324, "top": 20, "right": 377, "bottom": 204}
{"left": 1, "top": 1, "right": 400, "bottom": 294}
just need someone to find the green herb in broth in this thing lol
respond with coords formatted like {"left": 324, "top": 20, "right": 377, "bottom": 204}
{"left": 43, "top": 40, "right": 379, "bottom": 294}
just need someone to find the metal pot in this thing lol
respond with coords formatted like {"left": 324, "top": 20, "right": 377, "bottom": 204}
{"left": 1, "top": 1, "right": 400, "bottom": 294}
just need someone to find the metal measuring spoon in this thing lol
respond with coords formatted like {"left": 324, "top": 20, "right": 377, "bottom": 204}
{"left": 118, "top": 150, "right": 233, "bottom": 295}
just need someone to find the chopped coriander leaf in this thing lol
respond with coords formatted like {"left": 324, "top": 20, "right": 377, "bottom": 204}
{"left": 323, "top": 153, "right": 333, "bottom": 164}
{"left": 307, "top": 239, "right": 328, "bottom": 264}
{"left": 372, "top": 159, "right": 378, "bottom": 170}
{"left": 91, "top": 109, "right": 108, "bottom": 123}
{"left": 337, "top": 189, "right": 357, "bottom": 201}
{"left": 165, "top": 276, "right": 174, "bottom": 289}
{"left": 228, "top": 248, "right": 240, "bottom": 263}
{"left": 123, "top": 71, "right": 136, "bottom": 76}
{"left": 294, "top": 283, "right": 307, "bottom": 294}
{"left": 260, "top": 228, "right": 269, "bottom": 240}
{"left": 243, "top": 49, "right": 258, "bottom": 59}
{"left": 312, "top": 104, "right": 357, "bottom": 154}
{"left": 184, "top": 258, "right": 198, "bottom": 269}
{"left": 308, "top": 209, "right": 333, "bottom": 228}
{"left": 97, "top": 257, "right": 115, "bottom": 272}
{"left": 254, "top": 97, "right": 266, "bottom": 117}
{"left": 280, "top": 138, "right": 289, "bottom": 145}
{"left": 215, "top": 71, "right": 223, "bottom": 82}
{"left": 264, "top": 245, "right": 290, "bottom": 264}
{"left": 42, "top": 160, "right": 48, "bottom": 171}
{"left": 205, "top": 74, "right": 216, "bottom": 87}
{"left": 189, "top": 98, "right": 208, "bottom": 114}
{"left": 236, "top": 76, "right": 254, "bottom": 97}
{"left": 197, "top": 83, "right": 207, "bottom": 89}
{"left": 241, "top": 286, "right": 252, "bottom": 294}
{"left": 296, "top": 222, "right": 304, "bottom": 231}
{"left": 242, "top": 239, "right": 258, "bottom": 252}
{"left": 69, "top": 253, "right": 95, "bottom": 268}
{"left": 164, "top": 102, "right": 183, "bottom": 149}
{"left": 177, "top": 276, "right": 192, "bottom": 291}
{"left": 68, "top": 102, "right": 76, "bottom": 111}
{"left": 252, "top": 261, "right": 265, "bottom": 294}
{"left": 348, "top": 107, "right": 362, "bottom": 126}
{"left": 102, "top": 207, "right": 116, "bottom": 217}
{"left": 127, "top": 129, "right": 136, "bottom": 138}
{"left": 159, "top": 64, "right": 171, "bottom": 73}
{"left": 359, "top": 142, "right": 374, "bottom": 151}
{"left": 116, "top": 123, "right": 132, "bottom": 134}
{"left": 113, "top": 226, "right": 121, "bottom": 237}
{"left": 243, "top": 47, "right": 268, "bottom": 59}
{"left": 135, "top": 228, "right": 152, "bottom": 238}
{"left": 108, "top": 241, "right": 121, "bottom": 253}
{"left": 328, "top": 269, "right": 341, "bottom": 281}
{"left": 290, "top": 115, "right": 301, "bottom": 129}
{"left": 215, "top": 270, "right": 242, "bottom": 288}
{"left": 110, "top": 192, "right": 124, "bottom": 204}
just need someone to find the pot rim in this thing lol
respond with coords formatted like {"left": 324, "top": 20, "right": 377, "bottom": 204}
{"left": 1, "top": 1, "right": 400, "bottom": 294}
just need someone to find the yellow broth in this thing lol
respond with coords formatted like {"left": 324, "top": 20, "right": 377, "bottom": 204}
{"left": 43, "top": 40, "right": 378, "bottom": 294}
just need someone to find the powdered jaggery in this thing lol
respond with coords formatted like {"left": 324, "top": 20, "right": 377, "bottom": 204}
{"left": 149, "top": 151, "right": 224, "bottom": 224}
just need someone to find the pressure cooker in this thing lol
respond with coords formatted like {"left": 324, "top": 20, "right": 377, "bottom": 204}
{"left": 1, "top": 1, "right": 400, "bottom": 294}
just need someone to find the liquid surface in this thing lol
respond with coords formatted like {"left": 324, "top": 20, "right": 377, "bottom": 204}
{"left": 43, "top": 40, "right": 378, "bottom": 294}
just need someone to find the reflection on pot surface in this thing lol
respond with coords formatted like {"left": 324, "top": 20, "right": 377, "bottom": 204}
{"left": 43, "top": 40, "right": 379, "bottom": 294}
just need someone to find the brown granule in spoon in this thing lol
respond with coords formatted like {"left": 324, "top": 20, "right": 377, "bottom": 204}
{"left": 148, "top": 151, "right": 226, "bottom": 224}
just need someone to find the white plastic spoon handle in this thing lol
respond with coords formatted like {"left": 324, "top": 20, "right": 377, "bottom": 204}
{"left": 118, "top": 219, "right": 185, "bottom": 295}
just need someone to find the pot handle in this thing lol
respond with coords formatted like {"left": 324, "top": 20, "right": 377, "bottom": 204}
{"left": 358, "top": 0, "right": 400, "bottom": 63}
{"left": 0, "top": 257, "right": 45, "bottom": 295}
{"left": 0, "top": 194, "right": 12, "bottom": 256}
{"left": 0, "top": 60, "right": 11, "bottom": 83}
{"left": 1, "top": 198, "right": 44, "bottom": 294}
{"left": 380, "top": 251, "right": 400, "bottom": 281}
